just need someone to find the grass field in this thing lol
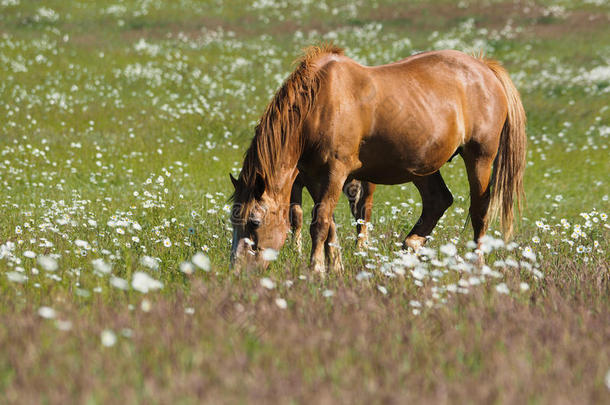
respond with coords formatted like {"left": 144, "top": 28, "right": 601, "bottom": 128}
{"left": 1, "top": 0, "right": 609, "bottom": 403}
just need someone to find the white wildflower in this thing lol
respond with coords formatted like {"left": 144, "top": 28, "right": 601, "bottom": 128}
{"left": 132, "top": 272, "right": 163, "bottom": 293}
{"left": 275, "top": 298, "right": 287, "bottom": 309}
{"left": 468, "top": 276, "right": 481, "bottom": 285}
{"left": 261, "top": 248, "right": 278, "bottom": 261}
{"left": 101, "top": 329, "right": 117, "bottom": 347}
{"left": 495, "top": 283, "right": 510, "bottom": 294}
{"left": 38, "top": 306, "right": 56, "bottom": 319}
{"left": 439, "top": 243, "right": 457, "bottom": 256}
{"left": 522, "top": 246, "right": 537, "bottom": 262}
{"left": 55, "top": 320, "right": 72, "bottom": 331}
{"left": 192, "top": 252, "right": 210, "bottom": 271}
{"left": 75, "top": 239, "right": 90, "bottom": 249}
{"left": 6, "top": 272, "right": 27, "bottom": 283}
{"left": 322, "top": 289, "right": 334, "bottom": 298}
{"left": 110, "top": 276, "right": 129, "bottom": 290}
{"left": 37, "top": 255, "right": 58, "bottom": 271}
{"left": 140, "top": 299, "right": 152, "bottom": 312}
{"left": 179, "top": 261, "right": 195, "bottom": 275}
{"left": 92, "top": 258, "right": 112, "bottom": 274}
{"left": 399, "top": 253, "right": 419, "bottom": 267}
{"left": 260, "top": 277, "right": 275, "bottom": 290}
{"left": 140, "top": 255, "right": 159, "bottom": 270}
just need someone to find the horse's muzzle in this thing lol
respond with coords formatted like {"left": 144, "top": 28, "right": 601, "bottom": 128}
{"left": 231, "top": 239, "right": 269, "bottom": 271}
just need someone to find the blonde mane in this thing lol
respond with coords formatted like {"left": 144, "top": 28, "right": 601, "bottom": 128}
{"left": 232, "top": 44, "right": 344, "bottom": 208}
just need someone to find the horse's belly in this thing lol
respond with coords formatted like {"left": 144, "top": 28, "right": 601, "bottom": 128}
{"left": 351, "top": 167, "right": 416, "bottom": 185}
{"left": 351, "top": 131, "right": 457, "bottom": 185}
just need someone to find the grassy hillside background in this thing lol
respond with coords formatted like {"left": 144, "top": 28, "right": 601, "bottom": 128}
{"left": 0, "top": 0, "right": 608, "bottom": 403}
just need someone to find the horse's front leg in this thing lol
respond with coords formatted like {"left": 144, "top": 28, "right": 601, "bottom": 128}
{"left": 310, "top": 174, "right": 346, "bottom": 274}
{"left": 325, "top": 217, "right": 344, "bottom": 273}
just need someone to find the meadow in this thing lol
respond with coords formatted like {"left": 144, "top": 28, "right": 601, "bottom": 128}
{"left": 0, "top": 0, "right": 609, "bottom": 403}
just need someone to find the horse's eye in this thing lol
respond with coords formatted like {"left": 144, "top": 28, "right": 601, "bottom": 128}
{"left": 249, "top": 218, "right": 261, "bottom": 229}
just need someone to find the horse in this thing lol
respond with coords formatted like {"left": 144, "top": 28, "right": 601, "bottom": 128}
{"left": 230, "top": 45, "right": 526, "bottom": 273}
{"left": 289, "top": 175, "right": 376, "bottom": 253}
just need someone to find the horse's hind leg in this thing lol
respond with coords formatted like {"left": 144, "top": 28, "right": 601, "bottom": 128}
{"left": 289, "top": 174, "right": 304, "bottom": 253}
{"left": 403, "top": 171, "right": 453, "bottom": 251}
{"left": 343, "top": 180, "right": 376, "bottom": 249}
{"left": 462, "top": 152, "right": 495, "bottom": 259}
{"left": 355, "top": 182, "right": 376, "bottom": 249}
{"left": 343, "top": 178, "right": 362, "bottom": 220}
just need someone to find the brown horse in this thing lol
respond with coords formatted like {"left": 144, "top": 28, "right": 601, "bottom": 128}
{"left": 289, "top": 175, "right": 376, "bottom": 253}
{"left": 230, "top": 45, "right": 526, "bottom": 273}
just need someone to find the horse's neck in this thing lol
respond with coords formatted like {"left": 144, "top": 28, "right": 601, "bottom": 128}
{"left": 268, "top": 161, "right": 299, "bottom": 201}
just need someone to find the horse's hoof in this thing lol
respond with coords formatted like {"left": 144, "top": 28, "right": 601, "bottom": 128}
{"left": 329, "top": 253, "right": 344, "bottom": 273}
{"left": 356, "top": 238, "right": 368, "bottom": 251}
{"left": 294, "top": 236, "right": 302, "bottom": 254}
{"left": 475, "top": 249, "right": 485, "bottom": 267}
{"left": 311, "top": 261, "right": 326, "bottom": 275}
{"left": 403, "top": 236, "right": 425, "bottom": 252}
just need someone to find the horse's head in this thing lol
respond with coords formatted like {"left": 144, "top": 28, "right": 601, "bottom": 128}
{"left": 229, "top": 172, "right": 294, "bottom": 270}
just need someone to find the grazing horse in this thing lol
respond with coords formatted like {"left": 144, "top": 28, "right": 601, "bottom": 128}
{"left": 289, "top": 175, "right": 376, "bottom": 253}
{"left": 230, "top": 45, "right": 526, "bottom": 273}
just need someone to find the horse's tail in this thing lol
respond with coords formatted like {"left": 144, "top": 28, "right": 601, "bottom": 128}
{"left": 484, "top": 58, "right": 527, "bottom": 240}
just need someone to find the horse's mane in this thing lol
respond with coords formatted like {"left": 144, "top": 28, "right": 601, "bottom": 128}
{"left": 232, "top": 44, "right": 344, "bottom": 207}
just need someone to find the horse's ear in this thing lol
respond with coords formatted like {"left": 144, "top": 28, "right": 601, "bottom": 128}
{"left": 253, "top": 174, "right": 265, "bottom": 199}
{"left": 229, "top": 173, "right": 238, "bottom": 189}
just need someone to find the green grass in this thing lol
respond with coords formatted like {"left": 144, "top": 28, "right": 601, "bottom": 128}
{"left": 0, "top": 0, "right": 609, "bottom": 403}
